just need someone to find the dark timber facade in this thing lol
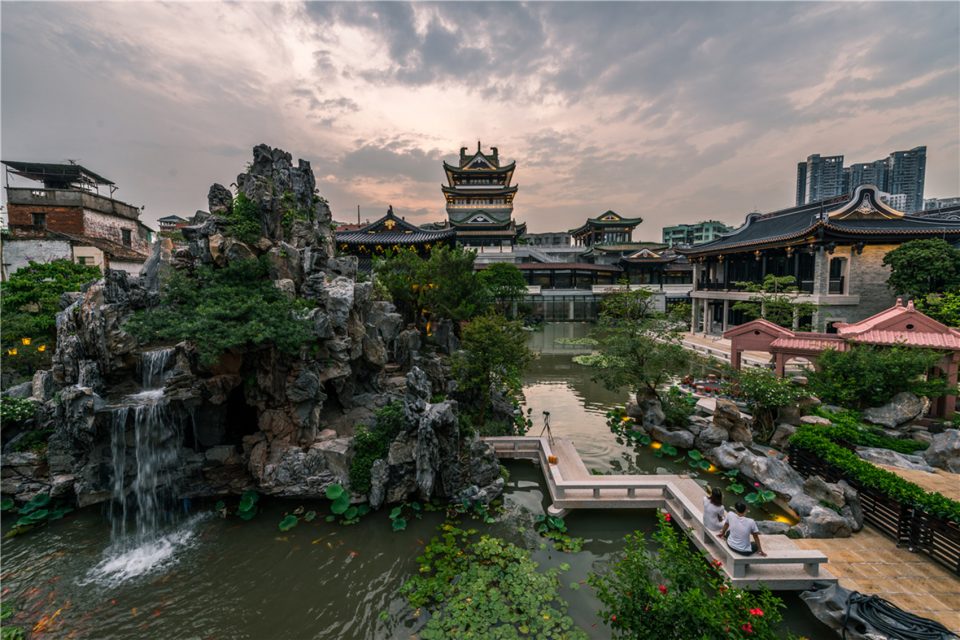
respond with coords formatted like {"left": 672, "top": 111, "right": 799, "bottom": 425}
{"left": 680, "top": 185, "right": 960, "bottom": 335}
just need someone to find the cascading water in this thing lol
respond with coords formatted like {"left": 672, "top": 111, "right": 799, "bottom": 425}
{"left": 88, "top": 348, "right": 202, "bottom": 585}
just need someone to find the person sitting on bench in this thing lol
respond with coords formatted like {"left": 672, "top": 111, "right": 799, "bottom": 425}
{"left": 720, "top": 501, "right": 766, "bottom": 556}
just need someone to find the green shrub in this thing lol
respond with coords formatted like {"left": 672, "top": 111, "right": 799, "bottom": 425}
{"left": 808, "top": 345, "right": 946, "bottom": 408}
{"left": 125, "top": 258, "right": 312, "bottom": 366}
{"left": 0, "top": 397, "right": 37, "bottom": 424}
{"left": 348, "top": 401, "right": 406, "bottom": 495}
{"left": 1, "top": 259, "right": 101, "bottom": 381}
{"left": 725, "top": 367, "right": 803, "bottom": 441}
{"left": 223, "top": 193, "right": 262, "bottom": 244}
{"left": 590, "top": 513, "right": 786, "bottom": 639}
{"left": 661, "top": 386, "right": 696, "bottom": 428}
{"left": 789, "top": 426, "right": 959, "bottom": 522}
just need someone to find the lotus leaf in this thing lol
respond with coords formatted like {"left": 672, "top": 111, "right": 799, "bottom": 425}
{"left": 214, "top": 500, "right": 226, "bottom": 511}
{"left": 237, "top": 495, "right": 256, "bottom": 513}
{"left": 325, "top": 515, "right": 336, "bottom": 523}
{"left": 698, "top": 460, "right": 712, "bottom": 470}
{"left": 344, "top": 506, "right": 359, "bottom": 520}
{"left": 241, "top": 490, "right": 259, "bottom": 504}
{"left": 660, "top": 444, "right": 678, "bottom": 456}
{"left": 688, "top": 450, "right": 703, "bottom": 461}
{"left": 389, "top": 506, "right": 403, "bottom": 520}
{"left": 728, "top": 483, "right": 745, "bottom": 494}
{"left": 20, "top": 493, "right": 51, "bottom": 515}
{"left": 237, "top": 508, "right": 257, "bottom": 521}
{"left": 392, "top": 517, "right": 407, "bottom": 532}
{"left": 278, "top": 515, "right": 299, "bottom": 531}
{"left": 303, "top": 511, "right": 317, "bottom": 522}
{"left": 357, "top": 504, "right": 370, "bottom": 516}
{"left": 325, "top": 484, "right": 345, "bottom": 500}
{"left": 330, "top": 495, "right": 350, "bottom": 515}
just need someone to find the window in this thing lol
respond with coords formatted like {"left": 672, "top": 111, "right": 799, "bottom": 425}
{"left": 121, "top": 229, "right": 132, "bottom": 247}
{"left": 828, "top": 257, "right": 846, "bottom": 294}
{"left": 76, "top": 256, "right": 88, "bottom": 265}
{"left": 32, "top": 212, "right": 46, "bottom": 228}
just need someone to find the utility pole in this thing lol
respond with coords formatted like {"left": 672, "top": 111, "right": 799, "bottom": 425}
{"left": 357, "top": 205, "right": 360, "bottom": 225}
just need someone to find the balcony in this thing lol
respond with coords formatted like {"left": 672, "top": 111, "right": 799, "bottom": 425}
{"left": 6, "top": 187, "right": 141, "bottom": 220}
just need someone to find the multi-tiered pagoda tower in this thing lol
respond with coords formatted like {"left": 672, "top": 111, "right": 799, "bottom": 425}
{"left": 440, "top": 142, "right": 525, "bottom": 247}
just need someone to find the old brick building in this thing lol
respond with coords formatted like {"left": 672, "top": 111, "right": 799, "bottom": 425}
{"left": 1, "top": 161, "right": 154, "bottom": 277}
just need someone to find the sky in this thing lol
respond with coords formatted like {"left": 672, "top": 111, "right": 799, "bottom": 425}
{"left": 2, "top": 1, "right": 958, "bottom": 239}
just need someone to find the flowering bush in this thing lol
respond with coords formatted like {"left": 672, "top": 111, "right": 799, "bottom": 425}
{"left": 590, "top": 513, "right": 787, "bottom": 639}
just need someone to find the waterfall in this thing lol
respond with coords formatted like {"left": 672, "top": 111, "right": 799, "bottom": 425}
{"left": 106, "top": 350, "right": 183, "bottom": 547}
{"left": 91, "top": 348, "right": 197, "bottom": 585}
{"left": 139, "top": 347, "right": 173, "bottom": 389}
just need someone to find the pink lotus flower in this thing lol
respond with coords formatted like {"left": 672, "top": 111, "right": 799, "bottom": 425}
{"left": 749, "top": 608, "right": 764, "bottom": 617}
{"left": 658, "top": 584, "right": 668, "bottom": 595}
{"left": 741, "top": 622, "right": 754, "bottom": 634}
{"left": 753, "top": 482, "right": 760, "bottom": 488}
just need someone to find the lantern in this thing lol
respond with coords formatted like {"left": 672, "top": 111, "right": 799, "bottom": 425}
{"left": 37, "top": 345, "right": 47, "bottom": 353}
{"left": 21, "top": 337, "right": 31, "bottom": 346}
{"left": 7, "top": 348, "right": 17, "bottom": 356}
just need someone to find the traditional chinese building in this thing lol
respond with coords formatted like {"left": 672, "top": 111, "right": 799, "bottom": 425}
{"left": 680, "top": 185, "right": 960, "bottom": 335}
{"left": 439, "top": 142, "right": 525, "bottom": 248}
{"left": 1, "top": 160, "right": 154, "bottom": 276}
{"left": 335, "top": 206, "right": 456, "bottom": 271}
{"left": 569, "top": 210, "right": 643, "bottom": 248}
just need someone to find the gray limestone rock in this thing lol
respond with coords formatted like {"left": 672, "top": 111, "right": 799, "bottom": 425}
{"left": 648, "top": 425, "right": 695, "bottom": 449}
{"left": 862, "top": 392, "right": 928, "bottom": 429}
{"left": 737, "top": 452, "right": 805, "bottom": 498}
{"left": 802, "top": 475, "right": 847, "bottom": 509}
{"left": 325, "top": 277, "right": 356, "bottom": 331}
{"left": 800, "top": 583, "right": 891, "bottom": 640}
{"left": 368, "top": 458, "right": 390, "bottom": 510}
{"left": 799, "top": 415, "right": 832, "bottom": 426}
{"left": 2, "top": 381, "right": 34, "bottom": 399}
{"left": 208, "top": 183, "right": 233, "bottom": 215}
{"left": 922, "top": 428, "right": 960, "bottom": 472}
{"left": 857, "top": 446, "right": 935, "bottom": 472}
{"left": 695, "top": 425, "right": 727, "bottom": 450}
{"left": 770, "top": 423, "right": 797, "bottom": 449}
{"left": 713, "top": 398, "right": 753, "bottom": 444}
{"left": 756, "top": 520, "right": 790, "bottom": 535}
{"left": 710, "top": 441, "right": 751, "bottom": 470}
{"left": 794, "top": 505, "right": 853, "bottom": 538}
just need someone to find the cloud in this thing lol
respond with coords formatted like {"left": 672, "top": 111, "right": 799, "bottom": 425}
{"left": 1, "top": 1, "right": 957, "bottom": 235}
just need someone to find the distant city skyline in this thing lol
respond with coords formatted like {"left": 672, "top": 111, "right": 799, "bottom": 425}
{"left": 2, "top": 2, "right": 958, "bottom": 239}
{"left": 796, "top": 146, "right": 928, "bottom": 213}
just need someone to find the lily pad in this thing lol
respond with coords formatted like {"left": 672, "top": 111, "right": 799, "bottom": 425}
{"left": 391, "top": 517, "right": 407, "bottom": 532}
{"left": 237, "top": 507, "right": 257, "bottom": 520}
{"left": 325, "top": 484, "right": 345, "bottom": 500}
{"left": 688, "top": 450, "right": 703, "bottom": 461}
{"left": 330, "top": 495, "right": 350, "bottom": 515}
{"left": 728, "top": 483, "right": 745, "bottom": 495}
{"left": 344, "top": 506, "right": 359, "bottom": 520}
{"left": 660, "top": 444, "right": 678, "bottom": 457}
{"left": 20, "top": 493, "right": 51, "bottom": 515}
{"left": 389, "top": 506, "right": 403, "bottom": 520}
{"left": 303, "top": 510, "right": 317, "bottom": 522}
{"left": 278, "top": 515, "right": 299, "bottom": 531}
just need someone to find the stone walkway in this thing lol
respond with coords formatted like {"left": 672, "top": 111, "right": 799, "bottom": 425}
{"left": 793, "top": 527, "right": 960, "bottom": 634}
{"left": 877, "top": 463, "right": 960, "bottom": 501}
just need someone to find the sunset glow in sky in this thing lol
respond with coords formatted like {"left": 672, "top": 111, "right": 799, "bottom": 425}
{"left": 2, "top": 2, "right": 958, "bottom": 238}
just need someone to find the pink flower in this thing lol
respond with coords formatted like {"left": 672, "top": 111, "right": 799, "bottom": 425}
{"left": 658, "top": 584, "right": 668, "bottom": 595}
{"left": 712, "top": 559, "right": 723, "bottom": 568}
{"left": 753, "top": 482, "right": 760, "bottom": 488}
{"left": 741, "top": 622, "right": 754, "bottom": 634}
{"left": 749, "top": 608, "right": 764, "bottom": 617}
{"left": 664, "top": 513, "right": 672, "bottom": 522}
{"left": 610, "top": 615, "right": 617, "bottom": 622}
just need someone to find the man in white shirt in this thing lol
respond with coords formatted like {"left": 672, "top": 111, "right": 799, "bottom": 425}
{"left": 720, "top": 501, "right": 766, "bottom": 556}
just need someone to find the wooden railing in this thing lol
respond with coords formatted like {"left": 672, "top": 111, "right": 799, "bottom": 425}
{"left": 788, "top": 445, "right": 960, "bottom": 576}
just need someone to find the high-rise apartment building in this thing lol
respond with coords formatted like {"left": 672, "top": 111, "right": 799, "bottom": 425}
{"left": 662, "top": 220, "right": 732, "bottom": 247}
{"left": 796, "top": 154, "right": 845, "bottom": 205}
{"left": 886, "top": 146, "right": 926, "bottom": 214}
{"left": 795, "top": 146, "right": 926, "bottom": 212}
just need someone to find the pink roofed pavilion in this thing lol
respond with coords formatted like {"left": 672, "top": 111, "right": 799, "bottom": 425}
{"left": 724, "top": 299, "right": 960, "bottom": 418}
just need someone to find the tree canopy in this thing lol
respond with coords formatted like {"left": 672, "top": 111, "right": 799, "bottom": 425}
{"left": 125, "top": 257, "right": 312, "bottom": 366}
{"left": 1, "top": 260, "right": 102, "bottom": 383}
{"left": 732, "top": 274, "right": 815, "bottom": 330}
{"left": 477, "top": 263, "right": 527, "bottom": 315}
{"left": 883, "top": 238, "right": 960, "bottom": 300}
{"left": 373, "top": 245, "right": 491, "bottom": 327}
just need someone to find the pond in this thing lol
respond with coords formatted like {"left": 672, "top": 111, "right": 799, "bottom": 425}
{"left": 0, "top": 324, "right": 829, "bottom": 638}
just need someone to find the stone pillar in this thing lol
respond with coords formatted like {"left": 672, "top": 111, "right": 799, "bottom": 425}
{"left": 702, "top": 300, "right": 711, "bottom": 335}
{"left": 722, "top": 299, "right": 730, "bottom": 333}
{"left": 691, "top": 299, "right": 700, "bottom": 333}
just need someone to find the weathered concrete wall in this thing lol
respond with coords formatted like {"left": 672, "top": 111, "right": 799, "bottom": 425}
{"left": 72, "top": 246, "right": 106, "bottom": 269}
{"left": 7, "top": 204, "right": 84, "bottom": 235}
{"left": 2, "top": 239, "right": 72, "bottom": 275}
{"left": 82, "top": 210, "right": 150, "bottom": 254}
{"left": 108, "top": 260, "right": 144, "bottom": 275}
